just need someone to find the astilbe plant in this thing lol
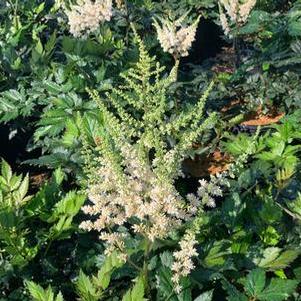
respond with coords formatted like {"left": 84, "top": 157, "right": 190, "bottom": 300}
{"left": 219, "top": 0, "right": 257, "bottom": 37}
{"left": 153, "top": 13, "right": 200, "bottom": 60}
{"left": 218, "top": 0, "right": 257, "bottom": 67}
{"left": 79, "top": 30, "right": 217, "bottom": 284}
{"left": 65, "top": 0, "right": 113, "bottom": 38}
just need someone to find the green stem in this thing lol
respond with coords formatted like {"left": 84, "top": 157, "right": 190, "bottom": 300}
{"left": 172, "top": 58, "right": 180, "bottom": 113}
{"left": 14, "top": 0, "right": 18, "bottom": 15}
{"left": 44, "top": 237, "right": 54, "bottom": 257}
{"left": 142, "top": 238, "right": 152, "bottom": 295}
{"left": 172, "top": 57, "right": 180, "bottom": 82}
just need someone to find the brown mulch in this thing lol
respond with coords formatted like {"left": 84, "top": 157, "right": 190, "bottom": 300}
{"left": 241, "top": 112, "right": 285, "bottom": 126}
{"left": 221, "top": 99, "right": 242, "bottom": 113}
{"left": 222, "top": 101, "right": 285, "bottom": 126}
{"left": 183, "top": 150, "right": 232, "bottom": 178}
{"left": 30, "top": 172, "right": 50, "bottom": 190}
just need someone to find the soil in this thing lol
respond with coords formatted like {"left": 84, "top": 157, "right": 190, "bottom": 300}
{"left": 182, "top": 150, "right": 232, "bottom": 178}
{"left": 30, "top": 172, "right": 50, "bottom": 191}
{"left": 221, "top": 99, "right": 242, "bottom": 113}
{"left": 222, "top": 101, "right": 285, "bottom": 127}
{"left": 241, "top": 111, "right": 285, "bottom": 126}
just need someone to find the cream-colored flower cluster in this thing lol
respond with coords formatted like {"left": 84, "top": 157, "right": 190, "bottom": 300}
{"left": 80, "top": 142, "right": 198, "bottom": 256}
{"left": 219, "top": 0, "right": 256, "bottom": 36}
{"left": 65, "top": 0, "right": 112, "bottom": 38}
{"left": 115, "top": 0, "right": 124, "bottom": 9}
{"left": 172, "top": 231, "right": 198, "bottom": 293}
{"left": 171, "top": 172, "right": 229, "bottom": 291}
{"left": 153, "top": 15, "right": 200, "bottom": 58}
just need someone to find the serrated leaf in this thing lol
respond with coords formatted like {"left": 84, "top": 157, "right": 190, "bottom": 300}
{"left": 43, "top": 80, "right": 62, "bottom": 94}
{"left": 9, "top": 175, "right": 22, "bottom": 191}
{"left": 222, "top": 193, "right": 245, "bottom": 227}
{"left": 203, "top": 240, "right": 231, "bottom": 268}
{"left": 1, "top": 89, "right": 24, "bottom": 102}
{"left": 156, "top": 266, "right": 191, "bottom": 301}
{"left": 160, "top": 251, "right": 174, "bottom": 268}
{"left": 34, "top": 2, "right": 45, "bottom": 14}
{"left": 222, "top": 280, "right": 248, "bottom": 301}
{"left": 254, "top": 248, "right": 301, "bottom": 270}
{"left": 122, "top": 276, "right": 146, "bottom": 301}
{"left": 96, "top": 252, "right": 124, "bottom": 290}
{"left": 252, "top": 247, "right": 280, "bottom": 268}
{"left": 1, "top": 159, "right": 12, "bottom": 182}
{"left": 257, "top": 278, "right": 298, "bottom": 301}
{"left": 62, "top": 118, "right": 80, "bottom": 146}
{"left": 55, "top": 292, "right": 64, "bottom": 301}
{"left": 16, "top": 174, "right": 30, "bottom": 204}
{"left": 76, "top": 270, "right": 100, "bottom": 300}
{"left": 45, "top": 31, "right": 57, "bottom": 54}
{"left": 244, "top": 269, "right": 266, "bottom": 297}
{"left": 48, "top": 191, "right": 85, "bottom": 221}
{"left": 26, "top": 281, "right": 46, "bottom": 300}
{"left": 26, "top": 281, "right": 64, "bottom": 301}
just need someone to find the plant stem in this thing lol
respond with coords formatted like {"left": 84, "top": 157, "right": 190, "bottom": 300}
{"left": 44, "top": 237, "right": 54, "bottom": 257}
{"left": 142, "top": 238, "right": 152, "bottom": 295}
{"left": 234, "top": 36, "right": 241, "bottom": 68}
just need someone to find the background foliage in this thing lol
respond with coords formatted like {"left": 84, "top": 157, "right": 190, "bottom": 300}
{"left": 0, "top": 0, "right": 301, "bottom": 300}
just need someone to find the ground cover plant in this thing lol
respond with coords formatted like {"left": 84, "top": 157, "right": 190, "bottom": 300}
{"left": 0, "top": 0, "right": 301, "bottom": 300}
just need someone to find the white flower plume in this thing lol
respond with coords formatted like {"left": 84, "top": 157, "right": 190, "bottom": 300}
{"left": 65, "top": 0, "right": 112, "bottom": 38}
{"left": 153, "top": 14, "right": 200, "bottom": 58}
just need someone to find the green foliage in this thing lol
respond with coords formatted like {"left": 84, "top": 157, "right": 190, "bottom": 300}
{"left": 252, "top": 247, "right": 301, "bottom": 270}
{"left": 26, "top": 281, "right": 64, "bottom": 301}
{"left": 0, "top": 160, "right": 88, "bottom": 299}
{"left": 24, "top": 248, "right": 126, "bottom": 301}
{"left": 255, "top": 122, "right": 301, "bottom": 169}
{"left": 156, "top": 266, "right": 192, "bottom": 301}
{"left": 223, "top": 118, "right": 301, "bottom": 170}
{"left": 76, "top": 270, "right": 104, "bottom": 301}
{"left": 286, "top": 193, "right": 301, "bottom": 220}
{"left": 46, "top": 191, "right": 86, "bottom": 240}
{"left": 75, "top": 252, "right": 126, "bottom": 300}
{"left": 0, "top": 0, "right": 128, "bottom": 174}
{"left": 223, "top": 269, "right": 299, "bottom": 301}
{"left": 0, "top": 159, "right": 37, "bottom": 266}
{"left": 194, "top": 290, "right": 214, "bottom": 301}
{"left": 122, "top": 276, "right": 146, "bottom": 301}
{"left": 1, "top": 0, "right": 301, "bottom": 300}
{"left": 0, "top": 159, "right": 31, "bottom": 208}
